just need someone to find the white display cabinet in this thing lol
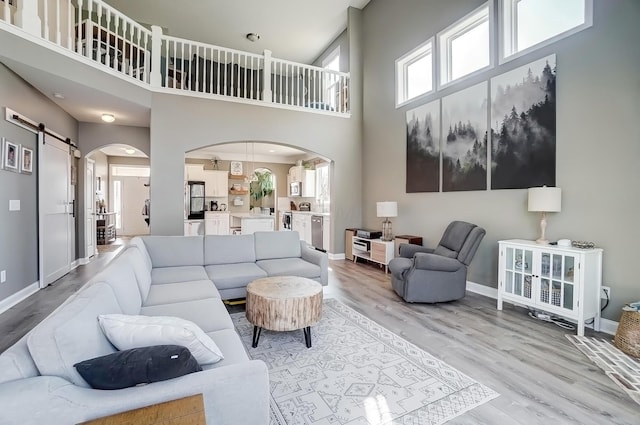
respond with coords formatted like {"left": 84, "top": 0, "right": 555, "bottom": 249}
{"left": 497, "top": 239, "right": 603, "bottom": 336}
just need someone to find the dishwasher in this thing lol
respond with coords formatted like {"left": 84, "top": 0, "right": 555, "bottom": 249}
{"left": 311, "top": 215, "right": 324, "bottom": 251}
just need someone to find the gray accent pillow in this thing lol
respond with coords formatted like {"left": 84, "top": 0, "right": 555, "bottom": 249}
{"left": 74, "top": 345, "right": 201, "bottom": 390}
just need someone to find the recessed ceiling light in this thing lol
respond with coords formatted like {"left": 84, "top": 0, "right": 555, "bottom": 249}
{"left": 53, "top": 92, "right": 65, "bottom": 99}
{"left": 268, "top": 149, "right": 276, "bottom": 153}
{"left": 101, "top": 113, "right": 115, "bottom": 123}
{"left": 124, "top": 148, "right": 136, "bottom": 155}
{"left": 246, "top": 33, "right": 260, "bottom": 42}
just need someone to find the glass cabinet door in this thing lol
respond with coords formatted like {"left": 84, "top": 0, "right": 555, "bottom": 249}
{"left": 503, "top": 246, "right": 534, "bottom": 301}
{"left": 538, "top": 250, "right": 576, "bottom": 312}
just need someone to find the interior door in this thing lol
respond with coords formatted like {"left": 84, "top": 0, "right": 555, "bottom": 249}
{"left": 39, "top": 133, "right": 73, "bottom": 286}
{"left": 86, "top": 159, "right": 96, "bottom": 257}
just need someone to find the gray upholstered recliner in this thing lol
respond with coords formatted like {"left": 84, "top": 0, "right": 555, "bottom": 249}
{"left": 388, "top": 221, "right": 486, "bottom": 303}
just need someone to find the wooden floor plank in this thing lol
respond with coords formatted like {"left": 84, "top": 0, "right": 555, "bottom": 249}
{"left": 1, "top": 250, "right": 638, "bottom": 424}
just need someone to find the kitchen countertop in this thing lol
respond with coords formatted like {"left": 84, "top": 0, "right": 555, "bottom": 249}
{"left": 230, "top": 213, "right": 274, "bottom": 219}
{"left": 288, "top": 211, "right": 330, "bottom": 216}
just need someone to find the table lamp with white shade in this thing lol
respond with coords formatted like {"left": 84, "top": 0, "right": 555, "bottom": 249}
{"left": 528, "top": 186, "right": 561, "bottom": 244}
{"left": 377, "top": 201, "right": 397, "bottom": 241}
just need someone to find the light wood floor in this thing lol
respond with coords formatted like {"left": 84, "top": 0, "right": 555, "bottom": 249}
{"left": 1, "top": 247, "right": 638, "bottom": 424}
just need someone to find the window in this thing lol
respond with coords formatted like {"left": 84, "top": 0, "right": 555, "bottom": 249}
{"left": 315, "top": 163, "right": 330, "bottom": 214}
{"left": 500, "top": 0, "right": 592, "bottom": 62}
{"left": 438, "top": 2, "right": 492, "bottom": 87}
{"left": 323, "top": 47, "right": 340, "bottom": 110}
{"left": 396, "top": 39, "right": 433, "bottom": 107}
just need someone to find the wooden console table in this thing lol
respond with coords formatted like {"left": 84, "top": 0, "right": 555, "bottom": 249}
{"left": 79, "top": 394, "right": 205, "bottom": 425}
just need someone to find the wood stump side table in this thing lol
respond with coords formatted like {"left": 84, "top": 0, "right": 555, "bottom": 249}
{"left": 246, "top": 276, "right": 323, "bottom": 348}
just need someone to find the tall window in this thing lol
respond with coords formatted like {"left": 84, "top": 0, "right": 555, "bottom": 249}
{"left": 396, "top": 39, "right": 433, "bottom": 107}
{"left": 438, "top": 2, "right": 492, "bottom": 87}
{"left": 501, "top": 0, "right": 592, "bottom": 62}
{"left": 323, "top": 47, "right": 340, "bottom": 110}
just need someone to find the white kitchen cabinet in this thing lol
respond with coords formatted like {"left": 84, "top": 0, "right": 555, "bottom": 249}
{"left": 288, "top": 166, "right": 315, "bottom": 197}
{"left": 322, "top": 215, "right": 331, "bottom": 251}
{"left": 185, "top": 164, "right": 205, "bottom": 181}
{"left": 242, "top": 218, "right": 274, "bottom": 235}
{"left": 204, "top": 170, "right": 228, "bottom": 197}
{"left": 184, "top": 220, "right": 203, "bottom": 236}
{"left": 292, "top": 212, "right": 312, "bottom": 244}
{"left": 205, "top": 212, "right": 230, "bottom": 235}
{"left": 497, "top": 239, "right": 603, "bottom": 336}
{"left": 289, "top": 165, "right": 303, "bottom": 182}
{"left": 301, "top": 170, "right": 316, "bottom": 197}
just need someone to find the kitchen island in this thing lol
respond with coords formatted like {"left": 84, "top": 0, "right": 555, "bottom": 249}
{"left": 230, "top": 213, "right": 275, "bottom": 234}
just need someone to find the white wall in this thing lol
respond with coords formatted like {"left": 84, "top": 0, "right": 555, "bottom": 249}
{"left": 360, "top": 0, "right": 640, "bottom": 320}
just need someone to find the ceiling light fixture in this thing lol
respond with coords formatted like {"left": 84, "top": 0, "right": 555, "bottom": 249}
{"left": 53, "top": 92, "right": 65, "bottom": 99}
{"left": 124, "top": 148, "right": 136, "bottom": 155}
{"left": 246, "top": 33, "right": 260, "bottom": 42}
{"left": 101, "top": 113, "right": 115, "bottom": 123}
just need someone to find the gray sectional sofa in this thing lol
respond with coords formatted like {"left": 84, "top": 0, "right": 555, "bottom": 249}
{"left": 0, "top": 230, "right": 327, "bottom": 425}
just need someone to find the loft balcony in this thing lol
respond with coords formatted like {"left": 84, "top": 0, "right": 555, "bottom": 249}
{"left": 0, "top": 0, "right": 351, "bottom": 116}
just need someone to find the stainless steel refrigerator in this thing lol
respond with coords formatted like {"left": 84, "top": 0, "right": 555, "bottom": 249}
{"left": 186, "top": 181, "right": 205, "bottom": 219}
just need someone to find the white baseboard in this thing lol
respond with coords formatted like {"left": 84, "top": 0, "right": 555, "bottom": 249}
{"left": 0, "top": 282, "right": 39, "bottom": 315}
{"left": 466, "top": 281, "right": 498, "bottom": 299}
{"left": 329, "top": 253, "right": 346, "bottom": 260}
{"left": 78, "top": 256, "right": 91, "bottom": 266}
{"left": 466, "top": 280, "right": 618, "bottom": 336}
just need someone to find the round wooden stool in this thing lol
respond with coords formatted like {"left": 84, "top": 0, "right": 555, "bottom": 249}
{"left": 246, "top": 276, "right": 323, "bottom": 348}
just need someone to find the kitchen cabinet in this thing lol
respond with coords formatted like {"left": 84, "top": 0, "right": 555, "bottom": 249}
{"left": 204, "top": 170, "right": 228, "bottom": 197}
{"left": 322, "top": 216, "right": 331, "bottom": 251}
{"left": 185, "top": 164, "right": 205, "bottom": 181}
{"left": 292, "top": 212, "right": 312, "bottom": 244}
{"left": 497, "top": 239, "right": 603, "bottom": 336}
{"left": 288, "top": 165, "right": 304, "bottom": 182}
{"left": 184, "top": 220, "right": 204, "bottom": 236}
{"left": 242, "top": 217, "right": 274, "bottom": 234}
{"left": 288, "top": 166, "right": 316, "bottom": 197}
{"left": 205, "top": 212, "right": 230, "bottom": 235}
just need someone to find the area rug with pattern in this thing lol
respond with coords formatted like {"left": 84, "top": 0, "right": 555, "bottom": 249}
{"left": 231, "top": 298, "right": 499, "bottom": 424}
{"left": 567, "top": 335, "right": 640, "bottom": 405}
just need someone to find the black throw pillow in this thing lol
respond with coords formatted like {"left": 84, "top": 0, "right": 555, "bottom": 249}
{"left": 74, "top": 345, "right": 202, "bottom": 390}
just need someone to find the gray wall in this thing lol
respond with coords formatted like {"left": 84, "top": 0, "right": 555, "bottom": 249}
{"left": 77, "top": 123, "right": 150, "bottom": 258}
{"left": 360, "top": 0, "right": 640, "bottom": 320}
{"left": 0, "top": 64, "right": 77, "bottom": 301}
{"left": 149, "top": 92, "right": 362, "bottom": 253}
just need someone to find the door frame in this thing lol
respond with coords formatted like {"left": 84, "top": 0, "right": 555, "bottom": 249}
{"left": 86, "top": 158, "right": 96, "bottom": 258}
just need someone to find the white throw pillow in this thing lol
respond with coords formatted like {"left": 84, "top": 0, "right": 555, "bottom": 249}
{"left": 98, "top": 314, "right": 224, "bottom": 365}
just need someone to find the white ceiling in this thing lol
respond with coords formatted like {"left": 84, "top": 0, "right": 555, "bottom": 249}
{"left": 103, "top": 0, "right": 370, "bottom": 64}
{"left": 185, "top": 142, "right": 312, "bottom": 164}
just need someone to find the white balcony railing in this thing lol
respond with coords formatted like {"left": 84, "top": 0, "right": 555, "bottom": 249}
{"left": 0, "top": 0, "right": 350, "bottom": 115}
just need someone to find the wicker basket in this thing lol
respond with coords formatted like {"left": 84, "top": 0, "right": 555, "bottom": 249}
{"left": 614, "top": 310, "right": 640, "bottom": 358}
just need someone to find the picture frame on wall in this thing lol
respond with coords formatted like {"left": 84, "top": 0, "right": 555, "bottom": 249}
{"left": 2, "top": 138, "right": 19, "bottom": 172}
{"left": 20, "top": 146, "right": 33, "bottom": 174}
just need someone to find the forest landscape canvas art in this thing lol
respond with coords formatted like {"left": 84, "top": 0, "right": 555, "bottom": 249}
{"left": 491, "top": 54, "right": 557, "bottom": 189}
{"left": 406, "top": 100, "right": 440, "bottom": 193}
{"left": 441, "top": 82, "right": 488, "bottom": 191}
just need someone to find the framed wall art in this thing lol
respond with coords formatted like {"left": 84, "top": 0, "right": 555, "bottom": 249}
{"left": 2, "top": 138, "right": 19, "bottom": 172}
{"left": 406, "top": 99, "right": 440, "bottom": 193}
{"left": 20, "top": 146, "right": 33, "bottom": 174}
{"left": 441, "top": 82, "right": 488, "bottom": 191}
{"left": 491, "top": 54, "right": 557, "bottom": 189}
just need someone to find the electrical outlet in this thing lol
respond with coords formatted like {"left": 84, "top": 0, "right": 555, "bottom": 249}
{"left": 601, "top": 286, "right": 611, "bottom": 299}
{"left": 0, "top": 270, "right": 5, "bottom": 283}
